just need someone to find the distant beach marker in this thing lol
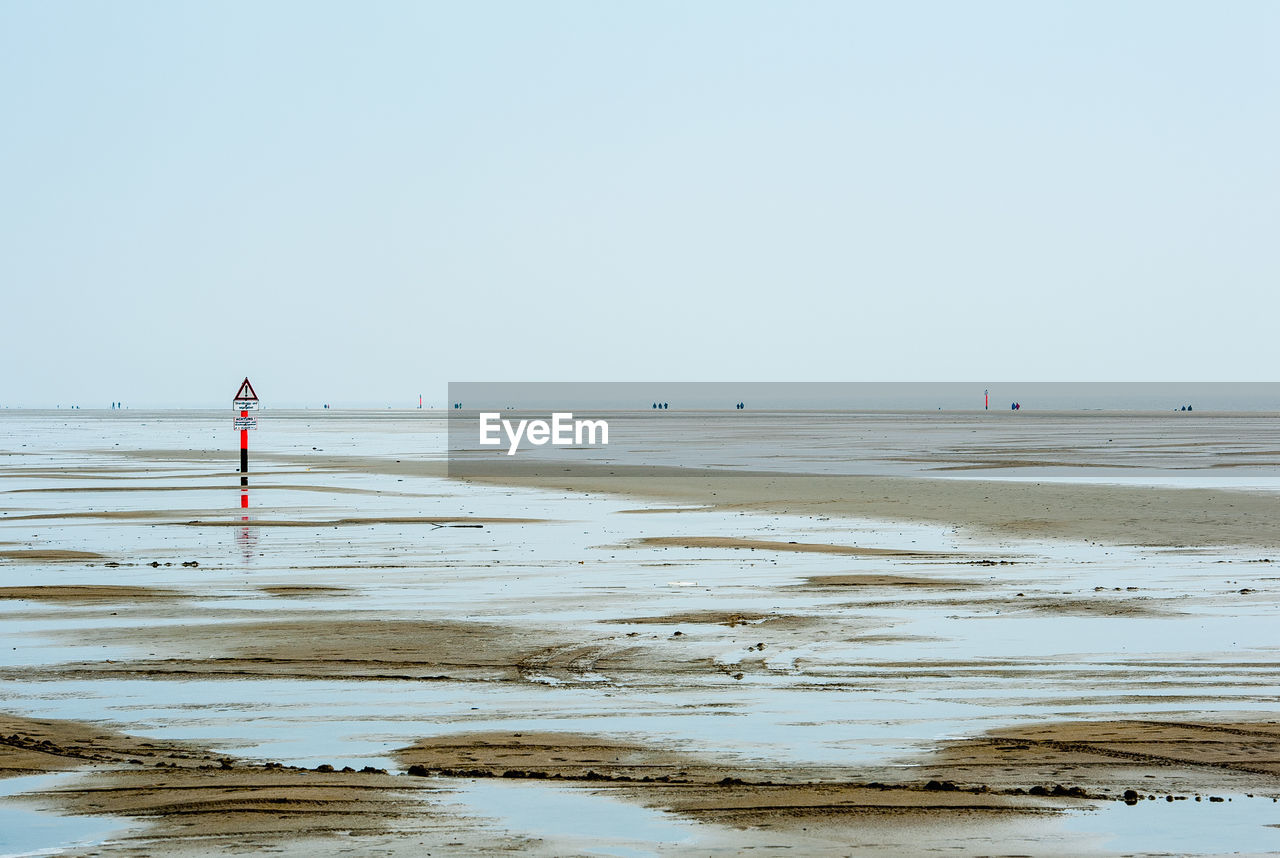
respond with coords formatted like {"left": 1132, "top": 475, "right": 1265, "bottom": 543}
{"left": 233, "top": 378, "right": 259, "bottom": 509}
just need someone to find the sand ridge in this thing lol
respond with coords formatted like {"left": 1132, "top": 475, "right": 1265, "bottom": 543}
{"left": 455, "top": 462, "right": 1280, "bottom": 549}
{"left": 0, "top": 548, "right": 106, "bottom": 562}
{"left": 632, "top": 535, "right": 951, "bottom": 556}
{"left": 0, "top": 585, "right": 186, "bottom": 603}
{"left": 0, "top": 713, "right": 537, "bottom": 856}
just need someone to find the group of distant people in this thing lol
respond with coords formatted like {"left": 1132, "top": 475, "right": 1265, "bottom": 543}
{"left": 1010, "top": 402, "right": 1022, "bottom": 410}
{"left": 649, "top": 402, "right": 747, "bottom": 409}
{"left": 110, "top": 402, "right": 122, "bottom": 409}
{"left": 1179, "top": 404, "right": 1194, "bottom": 411}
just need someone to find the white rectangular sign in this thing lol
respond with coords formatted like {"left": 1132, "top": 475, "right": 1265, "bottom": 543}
{"left": 233, "top": 399, "right": 259, "bottom": 411}
{"left": 234, "top": 416, "right": 257, "bottom": 430}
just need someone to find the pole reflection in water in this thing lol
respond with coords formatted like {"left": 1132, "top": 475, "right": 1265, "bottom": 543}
{"left": 237, "top": 482, "right": 256, "bottom": 562}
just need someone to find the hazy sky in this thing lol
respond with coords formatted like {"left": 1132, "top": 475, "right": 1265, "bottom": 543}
{"left": 2, "top": 2, "right": 1276, "bottom": 407}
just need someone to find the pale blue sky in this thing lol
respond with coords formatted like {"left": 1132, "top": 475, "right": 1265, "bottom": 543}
{"left": 1, "top": 2, "right": 1276, "bottom": 407}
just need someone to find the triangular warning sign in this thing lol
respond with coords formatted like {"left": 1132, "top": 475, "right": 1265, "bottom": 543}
{"left": 233, "top": 378, "right": 258, "bottom": 402}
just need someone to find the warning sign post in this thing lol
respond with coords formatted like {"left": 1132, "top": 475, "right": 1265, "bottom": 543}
{"left": 233, "top": 378, "right": 259, "bottom": 509}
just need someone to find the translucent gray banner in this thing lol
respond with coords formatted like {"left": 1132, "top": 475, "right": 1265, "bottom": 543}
{"left": 446, "top": 382, "right": 1280, "bottom": 483}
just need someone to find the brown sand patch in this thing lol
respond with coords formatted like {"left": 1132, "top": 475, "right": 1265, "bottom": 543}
{"left": 1003, "top": 597, "right": 1177, "bottom": 618}
{"left": 0, "top": 712, "right": 534, "bottom": 855}
{"left": 933, "top": 719, "right": 1280, "bottom": 797}
{"left": 65, "top": 619, "right": 538, "bottom": 682}
{"left": 635, "top": 536, "right": 945, "bottom": 557}
{"left": 820, "top": 594, "right": 1177, "bottom": 618}
{"left": 0, "top": 549, "right": 106, "bottom": 562}
{"left": 36, "top": 767, "right": 424, "bottom": 845}
{"left": 615, "top": 506, "right": 716, "bottom": 514}
{"left": 801, "top": 574, "right": 979, "bottom": 588}
{"left": 398, "top": 721, "right": 1280, "bottom": 828}
{"left": 0, "top": 712, "right": 207, "bottom": 778}
{"left": 398, "top": 731, "right": 704, "bottom": 781}
{"left": 257, "top": 586, "right": 354, "bottom": 598}
{"left": 0, "top": 586, "right": 185, "bottom": 604}
{"left": 614, "top": 611, "right": 812, "bottom": 628}
{"left": 43, "top": 619, "right": 700, "bottom": 686}
{"left": 13, "top": 709, "right": 1275, "bottom": 854}
{"left": 633, "top": 783, "right": 1065, "bottom": 831}
{"left": 396, "top": 731, "right": 1079, "bottom": 826}
{"left": 4, "top": 716, "right": 1056, "bottom": 854}
{"left": 930, "top": 460, "right": 1141, "bottom": 471}
{"left": 36, "top": 616, "right": 770, "bottom": 687}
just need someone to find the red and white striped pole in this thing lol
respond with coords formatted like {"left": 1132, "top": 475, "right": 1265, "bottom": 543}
{"left": 240, "top": 408, "right": 248, "bottom": 508}
{"left": 233, "top": 378, "right": 259, "bottom": 510}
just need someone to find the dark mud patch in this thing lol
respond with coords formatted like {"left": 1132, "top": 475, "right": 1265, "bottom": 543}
{"left": 0, "top": 549, "right": 107, "bottom": 563}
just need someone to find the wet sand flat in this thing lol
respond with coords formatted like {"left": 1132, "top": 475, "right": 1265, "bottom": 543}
{"left": 633, "top": 535, "right": 949, "bottom": 556}
{"left": 3, "top": 411, "right": 1280, "bottom": 855}
{"left": 0, "top": 549, "right": 106, "bottom": 563}
{"left": 0, "top": 585, "right": 186, "bottom": 603}
{"left": 461, "top": 462, "right": 1280, "bottom": 548}
{"left": 0, "top": 713, "right": 537, "bottom": 856}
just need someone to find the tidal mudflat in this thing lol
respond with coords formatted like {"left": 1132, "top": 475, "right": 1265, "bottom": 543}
{"left": 2, "top": 410, "right": 1279, "bottom": 856}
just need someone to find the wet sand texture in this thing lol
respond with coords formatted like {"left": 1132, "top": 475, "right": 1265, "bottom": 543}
{"left": 459, "top": 462, "right": 1280, "bottom": 548}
